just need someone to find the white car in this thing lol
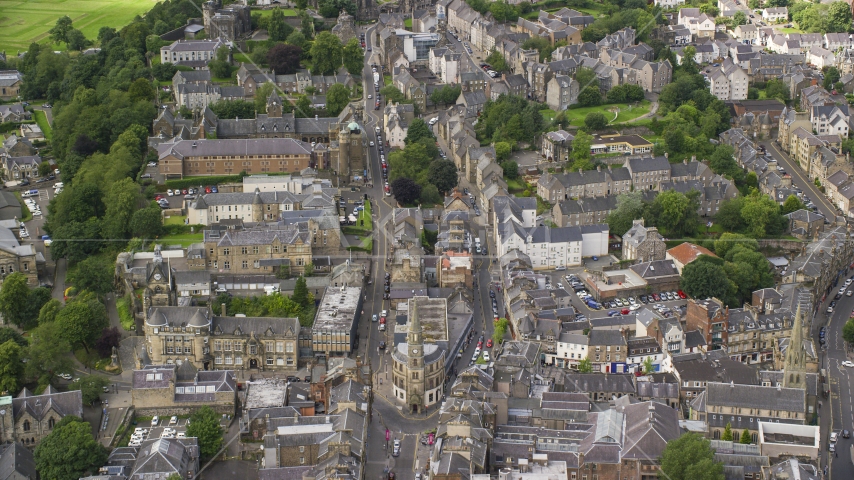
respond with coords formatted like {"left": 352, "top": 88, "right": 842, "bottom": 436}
{"left": 482, "top": 351, "right": 490, "bottom": 361}
{"left": 381, "top": 310, "right": 388, "bottom": 317}
{"left": 58, "top": 373, "right": 72, "bottom": 380}
{"left": 167, "top": 189, "right": 173, "bottom": 196}
{"left": 177, "top": 432, "right": 186, "bottom": 438}
{"left": 629, "top": 304, "right": 641, "bottom": 311}
{"left": 369, "top": 141, "right": 375, "bottom": 146}
{"left": 368, "top": 95, "right": 372, "bottom": 99}
{"left": 843, "top": 361, "right": 854, "bottom": 368}
{"left": 151, "top": 416, "right": 160, "bottom": 427}
{"left": 169, "top": 416, "right": 178, "bottom": 426}
{"left": 19, "top": 230, "right": 28, "bottom": 238}
{"left": 147, "top": 162, "right": 157, "bottom": 167}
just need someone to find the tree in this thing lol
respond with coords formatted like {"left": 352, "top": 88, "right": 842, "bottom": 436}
{"left": 72, "top": 256, "right": 114, "bottom": 295}
{"left": 578, "top": 86, "right": 602, "bottom": 107}
{"left": 584, "top": 112, "right": 608, "bottom": 130}
{"left": 732, "top": 11, "right": 747, "bottom": 26}
{"left": 268, "top": 7, "right": 294, "bottom": 41}
{"left": 428, "top": 159, "right": 458, "bottom": 194}
{"left": 34, "top": 416, "right": 108, "bottom": 480}
{"left": 430, "top": 85, "right": 462, "bottom": 106}
{"left": 293, "top": 95, "right": 313, "bottom": 118}
{"left": 607, "top": 191, "right": 645, "bottom": 236}
{"left": 0, "top": 340, "right": 24, "bottom": 394}
{"left": 310, "top": 32, "right": 343, "bottom": 75}
{"left": 570, "top": 130, "right": 593, "bottom": 165}
{"left": 254, "top": 83, "right": 276, "bottom": 114}
{"left": 827, "top": 2, "right": 852, "bottom": 34}
{"left": 49, "top": 16, "right": 74, "bottom": 46}
{"left": 25, "top": 322, "right": 73, "bottom": 386}
{"left": 128, "top": 78, "right": 155, "bottom": 102}
{"left": 485, "top": 50, "right": 510, "bottom": 72}
{"left": 765, "top": 78, "right": 790, "bottom": 103}
{"left": 405, "top": 118, "right": 434, "bottom": 145}
{"left": 380, "top": 85, "right": 407, "bottom": 104}
{"left": 782, "top": 195, "right": 807, "bottom": 215}
{"left": 681, "top": 260, "right": 733, "bottom": 302}
{"left": 300, "top": 10, "right": 315, "bottom": 38}
{"left": 343, "top": 38, "right": 364, "bottom": 75}
{"left": 843, "top": 318, "right": 854, "bottom": 345}
{"left": 67, "top": 29, "right": 91, "bottom": 51}
{"left": 722, "top": 423, "right": 733, "bottom": 441}
{"left": 72, "top": 375, "right": 110, "bottom": 405}
{"left": 292, "top": 276, "right": 310, "bottom": 308}
{"left": 209, "top": 99, "right": 256, "bottom": 119}
{"left": 495, "top": 142, "right": 511, "bottom": 161}
{"left": 716, "top": 198, "right": 744, "bottom": 231}
{"left": 824, "top": 66, "right": 842, "bottom": 91}
{"left": 489, "top": 1, "right": 518, "bottom": 22}
{"left": 708, "top": 144, "right": 740, "bottom": 178}
{"left": 645, "top": 190, "right": 700, "bottom": 237}
{"left": 287, "top": 30, "right": 307, "bottom": 50}
{"left": 267, "top": 43, "right": 302, "bottom": 75}
{"left": 740, "top": 193, "right": 785, "bottom": 237}
{"left": 501, "top": 161, "right": 519, "bottom": 180}
{"left": 642, "top": 356, "right": 654, "bottom": 375}
{"left": 187, "top": 406, "right": 224, "bottom": 458}
{"left": 391, "top": 177, "right": 422, "bottom": 205}
{"left": 0, "top": 272, "right": 33, "bottom": 328}
{"left": 56, "top": 298, "right": 109, "bottom": 353}
{"left": 95, "top": 327, "right": 121, "bottom": 358}
{"left": 38, "top": 299, "right": 63, "bottom": 325}
{"left": 575, "top": 67, "right": 599, "bottom": 89}
{"left": 325, "top": 83, "right": 350, "bottom": 116}
{"left": 0, "top": 327, "right": 26, "bottom": 347}
{"left": 577, "top": 358, "right": 593, "bottom": 373}
{"left": 740, "top": 429, "right": 752, "bottom": 444}
{"left": 130, "top": 204, "right": 164, "bottom": 239}
{"left": 659, "top": 433, "right": 725, "bottom": 480}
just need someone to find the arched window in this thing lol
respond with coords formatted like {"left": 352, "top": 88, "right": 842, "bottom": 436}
{"left": 713, "top": 430, "right": 720, "bottom": 439}
{"left": 22, "top": 420, "right": 30, "bottom": 431}
{"left": 48, "top": 418, "right": 55, "bottom": 429}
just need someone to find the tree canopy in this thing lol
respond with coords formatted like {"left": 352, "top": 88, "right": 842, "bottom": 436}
{"left": 659, "top": 433, "right": 725, "bottom": 480}
{"left": 391, "top": 177, "right": 422, "bottom": 205}
{"left": 187, "top": 406, "right": 224, "bottom": 458}
{"left": 35, "top": 416, "right": 108, "bottom": 480}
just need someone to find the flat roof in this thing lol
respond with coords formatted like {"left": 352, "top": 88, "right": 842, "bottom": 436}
{"left": 244, "top": 378, "right": 288, "bottom": 410}
{"left": 396, "top": 296, "right": 448, "bottom": 343}
{"left": 313, "top": 285, "right": 361, "bottom": 331}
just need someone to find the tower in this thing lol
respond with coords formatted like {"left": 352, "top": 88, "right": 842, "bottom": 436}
{"left": 407, "top": 301, "right": 425, "bottom": 413}
{"left": 251, "top": 188, "right": 264, "bottom": 222}
{"left": 267, "top": 91, "right": 283, "bottom": 118}
{"left": 782, "top": 305, "right": 807, "bottom": 390}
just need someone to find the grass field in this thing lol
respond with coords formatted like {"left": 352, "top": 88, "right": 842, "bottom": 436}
{"left": 0, "top": 0, "right": 157, "bottom": 54}
{"left": 255, "top": 8, "right": 298, "bottom": 17}
{"left": 158, "top": 232, "right": 202, "bottom": 247}
{"left": 32, "top": 110, "right": 52, "bottom": 140}
{"left": 561, "top": 101, "right": 651, "bottom": 127}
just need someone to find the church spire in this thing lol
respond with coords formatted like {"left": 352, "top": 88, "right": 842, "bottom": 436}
{"left": 407, "top": 300, "right": 423, "bottom": 347}
{"left": 782, "top": 305, "right": 806, "bottom": 389}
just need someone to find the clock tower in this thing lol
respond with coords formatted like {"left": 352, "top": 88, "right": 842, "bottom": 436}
{"left": 406, "top": 302, "right": 425, "bottom": 413}
{"left": 144, "top": 246, "right": 174, "bottom": 307}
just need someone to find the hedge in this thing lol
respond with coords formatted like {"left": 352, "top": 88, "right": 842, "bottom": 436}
{"left": 165, "top": 175, "right": 243, "bottom": 189}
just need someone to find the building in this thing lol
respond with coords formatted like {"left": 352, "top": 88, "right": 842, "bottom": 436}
{"left": 588, "top": 329, "right": 628, "bottom": 373}
{"left": 686, "top": 298, "right": 729, "bottom": 351}
{"left": 555, "top": 332, "right": 588, "bottom": 369}
{"left": 200, "top": 223, "right": 312, "bottom": 275}
{"left": 787, "top": 209, "right": 826, "bottom": 238}
{"left": 0, "top": 442, "right": 36, "bottom": 480}
{"left": 312, "top": 285, "right": 362, "bottom": 357}
{"left": 545, "top": 75, "right": 579, "bottom": 111}
{"left": 131, "top": 364, "right": 237, "bottom": 413}
{"left": 437, "top": 251, "right": 473, "bottom": 288}
{"left": 202, "top": 0, "right": 251, "bottom": 41}
{"left": 131, "top": 438, "right": 200, "bottom": 479}
{"left": 160, "top": 39, "right": 224, "bottom": 68}
{"left": 3, "top": 155, "right": 41, "bottom": 182}
{"left": 622, "top": 219, "right": 666, "bottom": 262}
{"left": 0, "top": 227, "right": 39, "bottom": 286}
{"left": 0, "top": 71, "right": 22, "bottom": 100}
{"left": 384, "top": 102, "right": 415, "bottom": 148}
{"left": 666, "top": 242, "right": 717, "bottom": 273}
{"left": 391, "top": 299, "right": 446, "bottom": 413}
{"left": 541, "top": 130, "right": 573, "bottom": 163}
{"left": 708, "top": 59, "right": 749, "bottom": 101}
{"left": 625, "top": 155, "right": 671, "bottom": 190}
{"left": 810, "top": 104, "right": 849, "bottom": 138}
{"left": 498, "top": 223, "right": 609, "bottom": 269}
{"left": 0, "top": 387, "right": 83, "bottom": 447}
{"left": 0, "top": 104, "right": 30, "bottom": 124}
{"left": 591, "top": 135, "right": 654, "bottom": 156}
{"left": 762, "top": 7, "right": 788, "bottom": 22}
{"left": 157, "top": 138, "right": 314, "bottom": 178}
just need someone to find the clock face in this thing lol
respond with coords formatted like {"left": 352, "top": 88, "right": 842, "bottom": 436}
{"left": 412, "top": 349, "right": 418, "bottom": 354}
{"left": 154, "top": 273, "right": 162, "bottom": 281}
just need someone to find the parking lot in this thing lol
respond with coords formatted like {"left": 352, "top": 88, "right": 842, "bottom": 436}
{"left": 129, "top": 416, "right": 192, "bottom": 446}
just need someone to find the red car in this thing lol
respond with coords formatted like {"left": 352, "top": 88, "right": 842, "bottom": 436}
{"left": 182, "top": 189, "right": 189, "bottom": 195}
{"left": 380, "top": 316, "right": 386, "bottom": 324}
{"left": 205, "top": 186, "right": 212, "bottom": 193}
{"left": 486, "top": 339, "right": 493, "bottom": 348}
{"left": 677, "top": 290, "right": 687, "bottom": 299}
{"left": 621, "top": 308, "right": 629, "bottom": 315}
{"left": 477, "top": 341, "right": 483, "bottom": 348}
{"left": 154, "top": 195, "right": 164, "bottom": 201}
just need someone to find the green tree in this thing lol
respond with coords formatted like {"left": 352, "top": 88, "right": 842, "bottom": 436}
{"left": 391, "top": 177, "right": 422, "bottom": 205}
{"left": 49, "top": 15, "right": 74, "bottom": 46}
{"left": 584, "top": 111, "right": 608, "bottom": 130}
{"left": 741, "top": 193, "right": 785, "bottom": 237}
{"left": 254, "top": 83, "right": 276, "bottom": 114}
{"left": 489, "top": 1, "right": 518, "bottom": 22}
{"left": 34, "top": 416, "right": 108, "bottom": 480}
{"left": 405, "top": 118, "right": 434, "bottom": 145}
{"left": 722, "top": 423, "right": 733, "bottom": 441}
{"left": 570, "top": 130, "right": 593, "bottom": 165}
{"left": 72, "top": 256, "right": 115, "bottom": 296}
{"left": 56, "top": 298, "right": 109, "bottom": 353}
{"left": 578, "top": 86, "right": 602, "bottom": 107}
{"left": 827, "top": 2, "right": 852, "bottom": 33}
{"left": 708, "top": 144, "right": 740, "bottom": 178}
{"left": 310, "top": 32, "right": 343, "bottom": 75}
{"left": 430, "top": 85, "right": 462, "bottom": 106}
{"left": 300, "top": 10, "right": 315, "bottom": 38}
{"left": 501, "top": 161, "right": 519, "bottom": 180}
{"left": 428, "top": 159, "right": 458, "bottom": 194}
{"left": 782, "top": 195, "right": 807, "bottom": 215}
{"left": 296, "top": 0, "right": 308, "bottom": 9}
{"left": 287, "top": 30, "right": 307, "bottom": 50}
{"left": 130, "top": 204, "right": 164, "bottom": 239}
{"left": 642, "top": 356, "right": 654, "bottom": 375}
{"left": 38, "top": 299, "right": 63, "bottom": 325}
{"left": 740, "top": 429, "right": 752, "bottom": 444}
{"left": 128, "top": 78, "right": 155, "bottom": 102}
{"left": 0, "top": 340, "right": 24, "bottom": 394}
{"left": 485, "top": 50, "right": 510, "bottom": 72}
{"left": 72, "top": 375, "right": 110, "bottom": 405}
{"left": 0, "top": 272, "right": 33, "bottom": 328}
{"left": 732, "top": 11, "right": 748, "bottom": 26}
{"left": 187, "top": 405, "right": 224, "bottom": 458}
{"left": 268, "top": 7, "right": 294, "bottom": 41}
{"left": 843, "top": 318, "right": 854, "bottom": 345}
{"left": 680, "top": 259, "right": 733, "bottom": 302}
{"left": 824, "top": 66, "right": 842, "bottom": 91}
{"left": 292, "top": 276, "right": 310, "bottom": 308}
{"left": 101, "top": 177, "right": 139, "bottom": 240}
{"left": 325, "top": 83, "right": 351, "bottom": 116}
{"left": 577, "top": 358, "right": 593, "bottom": 373}
{"left": 607, "top": 191, "right": 645, "bottom": 237}
{"left": 380, "top": 85, "right": 406, "bottom": 104}
{"left": 765, "top": 78, "right": 790, "bottom": 103}
{"left": 25, "top": 322, "right": 73, "bottom": 386}
{"left": 67, "top": 29, "right": 91, "bottom": 51}
{"left": 659, "top": 433, "right": 725, "bottom": 480}
{"left": 645, "top": 190, "right": 700, "bottom": 237}
{"left": 715, "top": 197, "right": 744, "bottom": 231}
{"left": 209, "top": 99, "right": 256, "bottom": 119}
{"left": 342, "top": 38, "right": 364, "bottom": 75}
{"left": 714, "top": 233, "right": 759, "bottom": 259}
{"left": 0, "top": 327, "right": 26, "bottom": 347}
{"left": 575, "top": 67, "right": 599, "bottom": 89}
{"left": 495, "top": 142, "right": 511, "bottom": 161}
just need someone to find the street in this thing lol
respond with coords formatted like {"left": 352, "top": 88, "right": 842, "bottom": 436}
{"left": 759, "top": 140, "right": 837, "bottom": 219}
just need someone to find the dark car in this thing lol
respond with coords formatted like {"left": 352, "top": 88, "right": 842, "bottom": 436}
{"left": 844, "top": 430, "right": 851, "bottom": 438}
{"left": 489, "top": 290, "right": 495, "bottom": 298}
{"left": 379, "top": 341, "right": 386, "bottom": 349}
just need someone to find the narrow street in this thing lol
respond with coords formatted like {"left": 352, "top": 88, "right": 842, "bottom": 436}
{"left": 759, "top": 140, "right": 837, "bottom": 219}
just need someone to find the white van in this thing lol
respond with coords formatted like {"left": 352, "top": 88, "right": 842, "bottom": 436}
{"left": 264, "top": 285, "right": 280, "bottom": 296}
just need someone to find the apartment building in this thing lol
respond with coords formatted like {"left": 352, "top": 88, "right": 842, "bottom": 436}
{"left": 708, "top": 59, "right": 749, "bottom": 101}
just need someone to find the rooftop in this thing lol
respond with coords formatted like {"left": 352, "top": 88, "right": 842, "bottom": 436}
{"left": 313, "top": 285, "right": 361, "bottom": 331}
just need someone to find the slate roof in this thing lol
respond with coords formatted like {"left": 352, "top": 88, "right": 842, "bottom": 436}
{"left": 12, "top": 386, "right": 83, "bottom": 421}
{"left": 629, "top": 260, "right": 679, "bottom": 279}
{"left": 158, "top": 138, "right": 312, "bottom": 161}
{"left": 0, "top": 442, "right": 36, "bottom": 480}
{"left": 564, "top": 373, "right": 635, "bottom": 394}
{"left": 705, "top": 382, "right": 805, "bottom": 412}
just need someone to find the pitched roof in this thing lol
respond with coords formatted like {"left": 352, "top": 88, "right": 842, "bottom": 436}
{"left": 666, "top": 242, "right": 717, "bottom": 266}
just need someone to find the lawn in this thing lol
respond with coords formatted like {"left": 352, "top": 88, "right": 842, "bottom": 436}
{"left": 0, "top": 0, "right": 156, "bottom": 54}
{"left": 33, "top": 110, "right": 52, "bottom": 141}
{"left": 506, "top": 178, "right": 527, "bottom": 194}
{"left": 116, "top": 296, "right": 135, "bottom": 331}
{"left": 779, "top": 26, "right": 804, "bottom": 34}
{"left": 405, "top": 18, "right": 412, "bottom": 28}
{"left": 164, "top": 215, "right": 187, "bottom": 226}
{"left": 540, "top": 108, "right": 557, "bottom": 123}
{"left": 158, "top": 232, "right": 203, "bottom": 248}
{"left": 255, "top": 8, "right": 298, "bottom": 17}
{"left": 233, "top": 52, "right": 252, "bottom": 64}
{"left": 562, "top": 101, "right": 651, "bottom": 127}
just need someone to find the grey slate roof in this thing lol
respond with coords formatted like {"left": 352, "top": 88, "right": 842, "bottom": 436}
{"left": 564, "top": 373, "right": 635, "bottom": 394}
{"left": 706, "top": 382, "right": 804, "bottom": 412}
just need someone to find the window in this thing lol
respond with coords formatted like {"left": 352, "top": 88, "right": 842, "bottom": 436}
{"left": 267, "top": 357, "right": 274, "bottom": 365}
{"left": 300, "top": 446, "right": 305, "bottom": 453}
{"left": 266, "top": 342, "right": 274, "bottom": 353}
{"left": 277, "top": 342, "right": 284, "bottom": 352}
{"left": 300, "top": 457, "right": 305, "bottom": 465}
{"left": 224, "top": 261, "right": 230, "bottom": 270}
{"left": 23, "top": 421, "right": 30, "bottom": 431}
{"left": 214, "top": 341, "right": 222, "bottom": 351}
{"left": 215, "top": 356, "right": 223, "bottom": 364}
{"left": 286, "top": 343, "right": 294, "bottom": 353}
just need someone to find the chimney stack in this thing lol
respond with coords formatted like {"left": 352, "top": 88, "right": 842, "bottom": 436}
{"left": 221, "top": 303, "right": 226, "bottom": 316}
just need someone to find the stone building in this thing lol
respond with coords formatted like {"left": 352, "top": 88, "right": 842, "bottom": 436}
{"left": 437, "top": 251, "right": 473, "bottom": 289}
{"left": 622, "top": 219, "right": 666, "bottom": 262}
{"left": 131, "top": 364, "right": 237, "bottom": 414}
{"left": 199, "top": 223, "right": 312, "bottom": 276}
{"left": 331, "top": 10, "right": 357, "bottom": 43}
{"left": 0, "top": 387, "right": 83, "bottom": 447}
{"left": 202, "top": 0, "right": 251, "bottom": 41}
{"left": 0, "top": 71, "right": 23, "bottom": 100}
{"left": 391, "top": 299, "right": 446, "bottom": 413}
{"left": 139, "top": 273, "right": 301, "bottom": 372}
